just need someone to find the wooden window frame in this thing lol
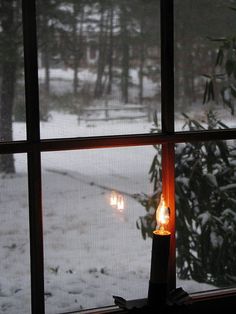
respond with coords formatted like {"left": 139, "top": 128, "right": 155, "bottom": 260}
{"left": 0, "top": 0, "right": 235, "bottom": 313}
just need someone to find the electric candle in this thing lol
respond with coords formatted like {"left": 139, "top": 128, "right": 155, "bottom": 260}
{"left": 148, "top": 194, "right": 171, "bottom": 308}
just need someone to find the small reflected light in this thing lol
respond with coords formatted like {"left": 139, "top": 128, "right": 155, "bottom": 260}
{"left": 109, "top": 191, "right": 125, "bottom": 212}
{"left": 117, "top": 194, "right": 124, "bottom": 212}
{"left": 110, "top": 191, "right": 118, "bottom": 206}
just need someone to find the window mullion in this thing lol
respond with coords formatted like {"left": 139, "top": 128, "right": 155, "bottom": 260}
{"left": 161, "top": 0, "right": 174, "bottom": 134}
{"left": 160, "top": 0, "right": 175, "bottom": 291}
{"left": 22, "top": 0, "right": 45, "bottom": 313}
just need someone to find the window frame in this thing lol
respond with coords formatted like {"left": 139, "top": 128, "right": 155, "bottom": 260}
{"left": 0, "top": 0, "right": 236, "bottom": 313}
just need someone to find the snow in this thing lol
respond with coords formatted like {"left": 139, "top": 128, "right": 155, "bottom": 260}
{"left": 1, "top": 112, "right": 219, "bottom": 314}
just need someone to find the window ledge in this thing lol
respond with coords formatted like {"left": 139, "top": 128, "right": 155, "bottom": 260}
{"left": 65, "top": 288, "right": 236, "bottom": 313}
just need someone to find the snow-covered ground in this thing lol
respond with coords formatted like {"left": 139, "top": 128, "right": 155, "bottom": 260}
{"left": 3, "top": 68, "right": 235, "bottom": 313}
{"left": 0, "top": 111, "right": 219, "bottom": 314}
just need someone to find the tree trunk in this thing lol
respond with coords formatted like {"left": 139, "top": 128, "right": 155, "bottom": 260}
{"left": 120, "top": 4, "right": 129, "bottom": 104}
{"left": 107, "top": 4, "right": 114, "bottom": 95}
{"left": 139, "top": 14, "right": 145, "bottom": 105}
{"left": 94, "top": 4, "right": 107, "bottom": 98}
{"left": 0, "top": 0, "right": 17, "bottom": 173}
{"left": 41, "top": 12, "right": 50, "bottom": 121}
{"left": 72, "top": 3, "right": 84, "bottom": 96}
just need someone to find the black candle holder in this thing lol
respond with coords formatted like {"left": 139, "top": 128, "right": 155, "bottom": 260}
{"left": 148, "top": 229, "right": 171, "bottom": 308}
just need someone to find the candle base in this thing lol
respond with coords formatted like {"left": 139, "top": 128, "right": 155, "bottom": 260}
{"left": 148, "top": 281, "right": 167, "bottom": 308}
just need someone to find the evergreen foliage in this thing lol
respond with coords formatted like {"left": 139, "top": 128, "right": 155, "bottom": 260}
{"left": 136, "top": 112, "right": 236, "bottom": 286}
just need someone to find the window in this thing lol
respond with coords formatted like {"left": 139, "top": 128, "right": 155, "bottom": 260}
{"left": 0, "top": 0, "right": 236, "bottom": 313}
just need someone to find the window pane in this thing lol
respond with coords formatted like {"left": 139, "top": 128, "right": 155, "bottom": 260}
{"left": 37, "top": 0, "right": 161, "bottom": 139}
{"left": 0, "top": 1, "right": 26, "bottom": 142}
{"left": 41, "top": 146, "right": 158, "bottom": 313}
{"left": 176, "top": 139, "right": 236, "bottom": 293}
{"left": 175, "top": 0, "right": 236, "bottom": 131}
{"left": 0, "top": 154, "right": 31, "bottom": 313}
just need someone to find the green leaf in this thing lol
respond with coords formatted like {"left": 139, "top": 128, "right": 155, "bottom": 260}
{"left": 217, "top": 141, "right": 230, "bottom": 166}
{"left": 202, "top": 74, "right": 211, "bottom": 79}
{"left": 149, "top": 155, "right": 157, "bottom": 174}
{"left": 217, "top": 120, "right": 229, "bottom": 129}
{"left": 207, "top": 36, "right": 227, "bottom": 42}
{"left": 229, "top": 6, "right": 236, "bottom": 12}
{"left": 225, "top": 59, "right": 235, "bottom": 76}
{"left": 203, "top": 81, "right": 209, "bottom": 104}
{"left": 233, "top": 64, "right": 236, "bottom": 80}
{"left": 215, "top": 48, "right": 224, "bottom": 66}
{"left": 208, "top": 80, "right": 215, "bottom": 101}
{"left": 221, "top": 88, "right": 234, "bottom": 114}
{"left": 230, "top": 84, "right": 236, "bottom": 98}
{"left": 204, "top": 174, "right": 218, "bottom": 187}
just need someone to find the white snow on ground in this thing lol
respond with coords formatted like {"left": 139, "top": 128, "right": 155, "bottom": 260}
{"left": 1, "top": 113, "right": 218, "bottom": 314}
{"left": 38, "top": 69, "right": 96, "bottom": 83}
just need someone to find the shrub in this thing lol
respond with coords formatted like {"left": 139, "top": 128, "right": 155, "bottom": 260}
{"left": 136, "top": 111, "right": 236, "bottom": 287}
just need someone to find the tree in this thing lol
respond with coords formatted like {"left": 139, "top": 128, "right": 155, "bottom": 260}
{"left": 106, "top": 1, "right": 115, "bottom": 95}
{"left": 0, "top": 0, "right": 21, "bottom": 173}
{"left": 119, "top": 1, "right": 130, "bottom": 104}
{"left": 130, "top": 0, "right": 160, "bottom": 105}
{"left": 174, "top": 0, "right": 236, "bottom": 110}
{"left": 136, "top": 112, "right": 236, "bottom": 287}
{"left": 94, "top": 1, "right": 109, "bottom": 98}
{"left": 37, "top": 0, "right": 66, "bottom": 119}
{"left": 61, "top": 0, "right": 85, "bottom": 96}
{"left": 136, "top": 1, "right": 236, "bottom": 285}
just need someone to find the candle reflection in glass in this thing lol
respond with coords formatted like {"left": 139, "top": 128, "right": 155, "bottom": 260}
{"left": 110, "top": 191, "right": 124, "bottom": 212}
{"left": 117, "top": 194, "right": 124, "bottom": 212}
{"left": 110, "top": 191, "right": 118, "bottom": 207}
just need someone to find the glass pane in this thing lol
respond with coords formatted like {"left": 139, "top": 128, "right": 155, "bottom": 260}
{"left": 0, "top": 154, "right": 31, "bottom": 313}
{"left": 42, "top": 146, "right": 159, "bottom": 313}
{"left": 175, "top": 0, "right": 236, "bottom": 131}
{"left": 37, "top": 0, "right": 161, "bottom": 138}
{"left": 176, "top": 139, "right": 236, "bottom": 293}
{"left": 0, "top": 1, "right": 26, "bottom": 141}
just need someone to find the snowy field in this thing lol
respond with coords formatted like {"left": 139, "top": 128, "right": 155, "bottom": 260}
{"left": 0, "top": 111, "right": 218, "bottom": 314}
{"left": 2, "top": 67, "right": 233, "bottom": 314}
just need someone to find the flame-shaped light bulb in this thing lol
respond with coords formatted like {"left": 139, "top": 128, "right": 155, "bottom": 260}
{"left": 156, "top": 194, "right": 170, "bottom": 235}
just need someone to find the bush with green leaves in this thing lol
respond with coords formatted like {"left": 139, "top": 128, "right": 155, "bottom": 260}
{"left": 136, "top": 111, "right": 236, "bottom": 287}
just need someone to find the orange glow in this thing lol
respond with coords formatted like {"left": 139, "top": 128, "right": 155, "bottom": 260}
{"left": 110, "top": 191, "right": 118, "bottom": 206}
{"left": 117, "top": 194, "right": 124, "bottom": 212}
{"left": 156, "top": 194, "right": 170, "bottom": 233}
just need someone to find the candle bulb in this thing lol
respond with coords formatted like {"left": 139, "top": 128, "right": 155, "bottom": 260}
{"left": 148, "top": 194, "right": 171, "bottom": 308}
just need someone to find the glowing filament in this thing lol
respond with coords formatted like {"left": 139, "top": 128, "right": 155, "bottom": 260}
{"left": 156, "top": 194, "right": 170, "bottom": 233}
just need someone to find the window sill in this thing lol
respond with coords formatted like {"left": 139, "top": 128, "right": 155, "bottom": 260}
{"left": 65, "top": 288, "right": 236, "bottom": 313}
